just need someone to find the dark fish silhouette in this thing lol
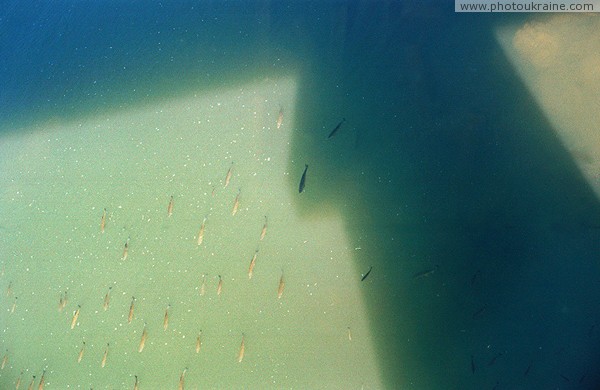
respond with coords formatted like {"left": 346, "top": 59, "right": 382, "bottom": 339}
{"left": 327, "top": 118, "right": 346, "bottom": 139}
{"left": 471, "top": 355, "right": 476, "bottom": 374}
{"left": 361, "top": 266, "right": 373, "bottom": 281}
{"left": 413, "top": 265, "right": 439, "bottom": 279}
{"left": 299, "top": 164, "right": 308, "bottom": 193}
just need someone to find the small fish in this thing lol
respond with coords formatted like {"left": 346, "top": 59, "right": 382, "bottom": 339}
{"left": 488, "top": 352, "right": 504, "bottom": 366}
{"left": 128, "top": 297, "right": 135, "bottom": 324}
{"left": 59, "top": 290, "right": 68, "bottom": 312}
{"left": 347, "top": 327, "right": 352, "bottom": 341}
{"left": 472, "top": 305, "right": 487, "bottom": 319}
{"left": 101, "top": 343, "right": 109, "bottom": 368}
{"left": 524, "top": 360, "right": 533, "bottom": 376}
{"left": 327, "top": 118, "right": 346, "bottom": 139}
{"left": 178, "top": 368, "right": 188, "bottom": 390}
{"left": 217, "top": 275, "right": 223, "bottom": 296}
{"left": 195, "top": 331, "right": 202, "bottom": 353}
{"left": 276, "top": 107, "right": 284, "bottom": 129}
{"left": 277, "top": 270, "right": 285, "bottom": 299}
{"left": 167, "top": 195, "right": 174, "bottom": 217}
{"left": 238, "top": 334, "right": 245, "bottom": 363}
{"left": 200, "top": 274, "right": 206, "bottom": 296}
{"left": 248, "top": 250, "right": 258, "bottom": 279}
{"left": 163, "top": 304, "right": 171, "bottom": 331}
{"left": 471, "top": 355, "right": 476, "bottom": 374}
{"left": 77, "top": 341, "right": 86, "bottom": 363}
{"left": 122, "top": 238, "right": 129, "bottom": 260}
{"left": 71, "top": 305, "right": 81, "bottom": 330}
{"left": 298, "top": 164, "right": 308, "bottom": 193}
{"left": 134, "top": 375, "right": 139, "bottom": 390}
{"left": 6, "top": 281, "right": 12, "bottom": 296}
{"left": 231, "top": 189, "right": 241, "bottom": 216}
{"left": 560, "top": 373, "right": 570, "bottom": 382}
{"left": 1, "top": 350, "right": 7, "bottom": 369}
{"left": 27, "top": 376, "right": 35, "bottom": 390}
{"left": 224, "top": 163, "right": 234, "bottom": 188}
{"left": 100, "top": 208, "right": 107, "bottom": 233}
{"left": 103, "top": 287, "right": 112, "bottom": 311}
{"left": 15, "top": 370, "right": 22, "bottom": 389}
{"left": 361, "top": 266, "right": 373, "bottom": 281}
{"left": 259, "top": 216, "right": 268, "bottom": 241}
{"left": 413, "top": 264, "right": 439, "bottom": 279}
{"left": 11, "top": 296, "right": 17, "bottom": 313}
{"left": 197, "top": 217, "right": 207, "bottom": 245}
{"left": 139, "top": 323, "right": 148, "bottom": 352}
{"left": 38, "top": 370, "right": 45, "bottom": 390}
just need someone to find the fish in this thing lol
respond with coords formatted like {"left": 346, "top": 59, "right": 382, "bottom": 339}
{"left": 413, "top": 265, "right": 439, "bottom": 279}
{"left": 195, "top": 331, "right": 202, "bottom": 353}
{"left": 100, "top": 208, "right": 107, "bottom": 233}
{"left": 472, "top": 305, "right": 487, "bottom": 319}
{"left": 361, "top": 266, "right": 373, "bottom": 281}
{"left": 11, "top": 296, "right": 17, "bottom": 313}
{"left": 347, "top": 327, "right": 352, "bottom": 341}
{"left": 276, "top": 107, "right": 284, "bottom": 129}
{"left": 59, "top": 290, "right": 68, "bottom": 312}
{"left": 199, "top": 274, "right": 206, "bottom": 296}
{"left": 139, "top": 323, "right": 148, "bottom": 352}
{"left": 231, "top": 189, "right": 241, "bottom": 216}
{"left": 1, "top": 350, "right": 7, "bottom": 369}
{"left": 178, "top": 368, "right": 188, "bottom": 390}
{"left": 298, "top": 164, "right": 308, "bottom": 193}
{"left": 197, "top": 217, "right": 206, "bottom": 245}
{"left": 103, "top": 287, "right": 112, "bottom": 311}
{"left": 122, "top": 238, "right": 129, "bottom": 260}
{"left": 71, "top": 305, "right": 81, "bottom": 330}
{"left": 224, "top": 163, "right": 234, "bottom": 188}
{"left": 134, "top": 375, "right": 139, "bottom": 390}
{"left": 488, "top": 352, "right": 503, "bottom": 366}
{"left": 163, "top": 304, "right": 170, "bottom": 331}
{"left": 128, "top": 297, "right": 135, "bottom": 324}
{"left": 38, "top": 370, "right": 45, "bottom": 390}
{"left": 217, "top": 275, "right": 223, "bottom": 296}
{"left": 471, "top": 355, "right": 476, "bottom": 374}
{"left": 327, "top": 118, "right": 346, "bottom": 139}
{"left": 101, "top": 343, "right": 109, "bottom": 368}
{"left": 6, "top": 281, "right": 12, "bottom": 296}
{"left": 16, "top": 370, "right": 22, "bottom": 389}
{"left": 524, "top": 360, "right": 533, "bottom": 376}
{"left": 77, "top": 341, "right": 86, "bottom": 363}
{"left": 277, "top": 270, "right": 285, "bottom": 299}
{"left": 238, "top": 334, "right": 245, "bottom": 363}
{"left": 248, "top": 250, "right": 258, "bottom": 279}
{"left": 27, "top": 376, "right": 35, "bottom": 390}
{"left": 260, "top": 216, "right": 268, "bottom": 241}
{"left": 167, "top": 195, "right": 174, "bottom": 217}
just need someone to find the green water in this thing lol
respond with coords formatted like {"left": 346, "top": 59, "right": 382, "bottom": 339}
{"left": 2, "top": 2, "right": 600, "bottom": 389}
{"left": 0, "top": 78, "right": 380, "bottom": 388}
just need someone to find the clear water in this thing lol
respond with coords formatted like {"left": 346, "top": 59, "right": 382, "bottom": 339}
{"left": 1, "top": 2, "right": 600, "bottom": 389}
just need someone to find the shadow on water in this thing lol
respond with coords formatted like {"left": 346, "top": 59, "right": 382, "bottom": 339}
{"left": 3, "top": 1, "right": 600, "bottom": 388}
{"left": 288, "top": 3, "right": 600, "bottom": 389}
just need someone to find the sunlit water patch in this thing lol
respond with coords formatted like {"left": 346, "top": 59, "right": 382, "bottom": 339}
{"left": 0, "top": 77, "right": 381, "bottom": 388}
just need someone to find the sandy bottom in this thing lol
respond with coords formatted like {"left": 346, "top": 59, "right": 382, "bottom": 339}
{"left": 496, "top": 14, "right": 600, "bottom": 197}
{"left": 0, "top": 77, "right": 381, "bottom": 389}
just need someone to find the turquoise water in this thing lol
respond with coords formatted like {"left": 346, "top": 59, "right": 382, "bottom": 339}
{"left": 2, "top": 2, "right": 600, "bottom": 389}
